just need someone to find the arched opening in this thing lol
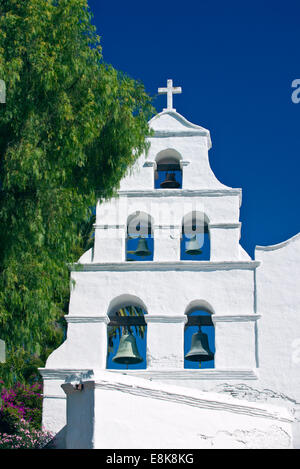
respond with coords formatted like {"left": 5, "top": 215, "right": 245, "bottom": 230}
{"left": 184, "top": 302, "right": 215, "bottom": 369}
{"left": 154, "top": 149, "right": 182, "bottom": 189}
{"left": 126, "top": 211, "right": 153, "bottom": 261}
{"left": 106, "top": 295, "right": 147, "bottom": 370}
{"left": 181, "top": 211, "right": 210, "bottom": 260}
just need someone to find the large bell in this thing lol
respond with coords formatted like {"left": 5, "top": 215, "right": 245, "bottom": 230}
{"left": 185, "top": 327, "right": 214, "bottom": 362}
{"left": 160, "top": 172, "right": 180, "bottom": 188}
{"left": 132, "top": 237, "right": 151, "bottom": 257}
{"left": 112, "top": 332, "right": 143, "bottom": 365}
{"left": 185, "top": 235, "right": 202, "bottom": 255}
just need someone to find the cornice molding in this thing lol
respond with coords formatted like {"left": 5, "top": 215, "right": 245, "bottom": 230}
{"left": 117, "top": 189, "right": 241, "bottom": 198}
{"left": 38, "top": 368, "right": 93, "bottom": 380}
{"left": 93, "top": 222, "right": 242, "bottom": 230}
{"left": 145, "top": 315, "right": 188, "bottom": 324}
{"left": 92, "top": 223, "right": 241, "bottom": 231}
{"left": 153, "top": 224, "right": 181, "bottom": 230}
{"left": 213, "top": 314, "right": 261, "bottom": 323}
{"left": 209, "top": 223, "right": 241, "bottom": 229}
{"left": 64, "top": 316, "right": 109, "bottom": 324}
{"left": 55, "top": 314, "right": 260, "bottom": 325}
{"left": 151, "top": 130, "right": 209, "bottom": 138}
{"left": 70, "top": 260, "right": 260, "bottom": 272}
{"left": 93, "top": 224, "right": 125, "bottom": 230}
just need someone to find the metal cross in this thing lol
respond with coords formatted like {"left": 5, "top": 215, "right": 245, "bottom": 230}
{"left": 158, "top": 79, "right": 182, "bottom": 111}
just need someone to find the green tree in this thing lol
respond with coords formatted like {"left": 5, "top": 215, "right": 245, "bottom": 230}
{"left": 0, "top": 0, "right": 154, "bottom": 386}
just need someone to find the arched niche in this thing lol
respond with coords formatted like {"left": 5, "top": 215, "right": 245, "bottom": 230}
{"left": 154, "top": 149, "right": 182, "bottom": 189}
{"left": 126, "top": 211, "right": 154, "bottom": 261}
{"left": 106, "top": 294, "right": 148, "bottom": 370}
{"left": 184, "top": 301, "right": 215, "bottom": 369}
{"left": 181, "top": 211, "right": 210, "bottom": 260}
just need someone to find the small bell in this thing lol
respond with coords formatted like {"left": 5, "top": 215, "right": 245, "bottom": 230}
{"left": 160, "top": 172, "right": 180, "bottom": 188}
{"left": 185, "top": 235, "right": 202, "bottom": 255}
{"left": 132, "top": 237, "right": 151, "bottom": 257}
{"left": 112, "top": 331, "right": 143, "bottom": 365}
{"left": 185, "top": 327, "right": 214, "bottom": 363}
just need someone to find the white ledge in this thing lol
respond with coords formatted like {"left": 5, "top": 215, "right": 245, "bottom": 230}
{"left": 70, "top": 260, "right": 260, "bottom": 272}
{"left": 93, "top": 223, "right": 242, "bottom": 231}
{"left": 152, "top": 130, "right": 209, "bottom": 138}
{"left": 39, "top": 368, "right": 93, "bottom": 380}
{"left": 209, "top": 223, "right": 241, "bottom": 229}
{"left": 255, "top": 232, "right": 300, "bottom": 252}
{"left": 117, "top": 189, "right": 241, "bottom": 198}
{"left": 59, "top": 314, "right": 260, "bottom": 325}
{"left": 213, "top": 314, "right": 261, "bottom": 323}
{"left": 64, "top": 316, "right": 109, "bottom": 324}
{"left": 93, "top": 224, "right": 125, "bottom": 229}
{"left": 145, "top": 315, "right": 188, "bottom": 324}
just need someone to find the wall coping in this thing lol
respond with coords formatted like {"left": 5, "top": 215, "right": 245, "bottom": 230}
{"left": 255, "top": 232, "right": 300, "bottom": 252}
{"left": 148, "top": 110, "right": 212, "bottom": 148}
{"left": 62, "top": 370, "right": 293, "bottom": 423}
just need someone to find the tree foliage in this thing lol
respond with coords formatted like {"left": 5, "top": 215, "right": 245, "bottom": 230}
{"left": 0, "top": 0, "right": 154, "bottom": 385}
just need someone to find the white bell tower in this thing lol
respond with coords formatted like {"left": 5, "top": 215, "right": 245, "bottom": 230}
{"left": 40, "top": 80, "right": 300, "bottom": 449}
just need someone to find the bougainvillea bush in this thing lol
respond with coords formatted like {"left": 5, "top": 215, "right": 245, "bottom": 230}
{"left": 0, "top": 381, "right": 42, "bottom": 431}
{"left": 0, "top": 418, "right": 52, "bottom": 449}
{"left": 0, "top": 381, "right": 52, "bottom": 448}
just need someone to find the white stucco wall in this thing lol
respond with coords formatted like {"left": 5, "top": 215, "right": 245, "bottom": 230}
{"left": 62, "top": 372, "right": 294, "bottom": 449}
{"left": 40, "top": 108, "right": 300, "bottom": 449}
{"left": 254, "top": 233, "right": 300, "bottom": 446}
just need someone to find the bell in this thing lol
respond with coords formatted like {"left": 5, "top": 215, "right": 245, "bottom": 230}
{"left": 160, "top": 172, "right": 180, "bottom": 188}
{"left": 185, "top": 327, "right": 214, "bottom": 362}
{"left": 133, "top": 237, "right": 151, "bottom": 257}
{"left": 185, "top": 235, "right": 202, "bottom": 255}
{"left": 112, "top": 332, "right": 143, "bottom": 365}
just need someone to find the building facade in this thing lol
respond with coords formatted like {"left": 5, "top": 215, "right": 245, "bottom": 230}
{"left": 40, "top": 81, "right": 300, "bottom": 449}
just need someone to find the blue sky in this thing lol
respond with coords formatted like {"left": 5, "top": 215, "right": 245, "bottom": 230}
{"left": 89, "top": 0, "right": 300, "bottom": 258}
